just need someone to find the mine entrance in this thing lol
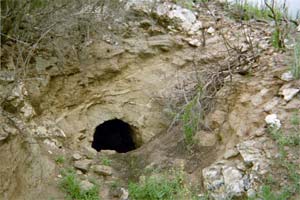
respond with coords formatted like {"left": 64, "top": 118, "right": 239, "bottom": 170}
{"left": 91, "top": 119, "right": 136, "bottom": 153}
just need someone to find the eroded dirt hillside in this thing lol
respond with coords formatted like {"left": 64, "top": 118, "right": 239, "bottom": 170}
{"left": 0, "top": 0, "right": 299, "bottom": 199}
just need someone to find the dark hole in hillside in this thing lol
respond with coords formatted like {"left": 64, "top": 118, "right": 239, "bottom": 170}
{"left": 91, "top": 119, "right": 136, "bottom": 153}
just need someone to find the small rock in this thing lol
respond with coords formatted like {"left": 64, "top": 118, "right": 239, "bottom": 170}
{"left": 94, "top": 165, "right": 113, "bottom": 176}
{"left": 236, "top": 162, "right": 247, "bottom": 171}
{"left": 74, "top": 159, "right": 92, "bottom": 172}
{"left": 297, "top": 24, "right": 300, "bottom": 32}
{"left": 100, "top": 150, "right": 117, "bottom": 155}
{"left": 190, "top": 21, "right": 203, "bottom": 33}
{"left": 207, "top": 27, "right": 215, "bottom": 34}
{"left": 83, "top": 146, "right": 98, "bottom": 159}
{"left": 0, "top": 128, "right": 9, "bottom": 141}
{"left": 43, "top": 139, "right": 58, "bottom": 149}
{"left": 120, "top": 188, "right": 129, "bottom": 200}
{"left": 263, "top": 97, "right": 280, "bottom": 112}
{"left": 187, "top": 38, "right": 201, "bottom": 47}
{"left": 281, "top": 71, "right": 294, "bottom": 81}
{"left": 265, "top": 114, "right": 281, "bottom": 129}
{"left": 282, "top": 88, "right": 299, "bottom": 101}
{"left": 194, "top": 131, "right": 217, "bottom": 147}
{"left": 247, "top": 188, "right": 256, "bottom": 198}
{"left": 222, "top": 166, "right": 245, "bottom": 196}
{"left": 76, "top": 170, "right": 83, "bottom": 175}
{"left": 80, "top": 180, "right": 94, "bottom": 191}
{"left": 224, "top": 149, "right": 239, "bottom": 159}
{"left": 20, "top": 102, "right": 36, "bottom": 119}
{"left": 72, "top": 153, "right": 82, "bottom": 161}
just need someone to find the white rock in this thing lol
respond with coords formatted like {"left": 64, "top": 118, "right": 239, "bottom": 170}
{"left": 297, "top": 24, "right": 300, "bottom": 32}
{"left": 20, "top": 102, "right": 36, "bottom": 119}
{"left": 265, "top": 114, "right": 281, "bottom": 129}
{"left": 207, "top": 27, "right": 215, "bottom": 34}
{"left": 120, "top": 188, "right": 129, "bottom": 200}
{"left": 43, "top": 139, "right": 58, "bottom": 149}
{"left": 223, "top": 166, "right": 245, "bottom": 196}
{"left": 168, "top": 5, "right": 196, "bottom": 31}
{"left": 282, "top": 88, "right": 299, "bottom": 101}
{"left": 281, "top": 71, "right": 294, "bottom": 81}
{"left": 190, "top": 21, "right": 203, "bottom": 33}
{"left": 187, "top": 38, "right": 201, "bottom": 47}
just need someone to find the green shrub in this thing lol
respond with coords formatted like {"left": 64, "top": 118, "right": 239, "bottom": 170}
{"left": 55, "top": 155, "right": 65, "bottom": 164}
{"left": 100, "top": 156, "right": 112, "bottom": 166}
{"left": 59, "top": 169, "right": 99, "bottom": 200}
{"left": 181, "top": 91, "right": 202, "bottom": 147}
{"left": 128, "top": 169, "right": 198, "bottom": 200}
{"left": 291, "top": 43, "right": 300, "bottom": 79}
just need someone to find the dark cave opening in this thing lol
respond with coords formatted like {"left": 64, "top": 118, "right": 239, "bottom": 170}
{"left": 91, "top": 119, "right": 136, "bottom": 153}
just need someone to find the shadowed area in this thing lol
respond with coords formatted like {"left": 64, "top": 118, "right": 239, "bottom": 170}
{"left": 91, "top": 119, "right": 136, "bottom": 153}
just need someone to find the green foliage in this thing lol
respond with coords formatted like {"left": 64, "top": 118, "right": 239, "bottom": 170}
{"left": 59, "top": 168, "right": 100, "bottom": 200}
{"left": 55, "top": 155, "right": 65, "bottom": 164}
{"left": 129, "top": 175, "right": 181, "bottom": 200}
{"left": 291, "top": 43, "right": 300, "bottom": 79}
{"left": 181, "top": 91, "right": 202, "bottom": 146}
{"left": 258, "top": 113, "right": 300, "bottom": 199}
{"left": 100, "top": 156, "right": 112, "bottom": 166}
{"left": 128, "top": 169, "right": 198, "bottom": 200}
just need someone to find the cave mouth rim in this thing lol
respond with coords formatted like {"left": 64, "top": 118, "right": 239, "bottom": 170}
{"left": 91, "top": 118, "right": 139, "bottom": 153}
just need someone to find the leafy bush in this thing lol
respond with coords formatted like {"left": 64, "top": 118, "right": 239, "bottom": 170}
{"left": 59, "top": 168, "right": 99, "bottom": 200}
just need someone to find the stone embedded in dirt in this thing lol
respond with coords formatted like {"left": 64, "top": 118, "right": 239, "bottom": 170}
{"left": 297, "top": 25, "right": 300, "bottom": 32}
{"left": 80, "top": 180, "right": 94, "bottom": 191}
{"left": 83, "top": 146, "right": 98, "bottom": 159}
{"left": 186, "top": 38, "right": 201, "bottom": 47}
{"left": 20, "top": 102, "right": 36, "bottom": 120}
{"left": 237, "top": 140, "right": 270, "bottom": 175}
{"left": 281, "top": 71, "right": 294, "bottom": 82}
{"left": 223, "top": 149, "right": 239, "bottom": 159}
{"left": 0, "top": 130, "right": 9, "bottom": 141}
{"left": 99, "top": 150, "right": 116, "bottom": 155}
{"left": 263, "top": 97, "right": 280, "bottom": 112}
{"left": 222, "top": 166, "right": 246, "bottom": 196}
{"left": 72, "top": 153, "right": 82, "bottom": 160}
{"left": 74, "top": 159, "right": 92, "bottom": 172}
{"left": 120, "top": 188, "right": 129, "bottom": 200}
{"left": 93, "top": 165, "right": 113, "bottom": 176}
{"left": 194, "top": 131, "right": 217, "bottom": 147}
{"left": 202, "top": 160, "right": 250, "bottom": 199}
{"left": 156, "top": 3, "right": 196, "bottom": 31}
{"left": 282, "top": 88, "right": 299, "bottom": 101}
{"left": 207, "top": 27, "right": 215, "bottom": 34}
{"left": 265, "top": 114, "right": 281, "bottom": 129}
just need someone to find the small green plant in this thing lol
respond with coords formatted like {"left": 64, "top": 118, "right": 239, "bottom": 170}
{"left": 291, "top": 43, "right": 300, "bottom": 79}
{"left": 181, "top": 90, "right": 202, "bottom": 147}
{"left": 59, "top": 168, "right": 100, "bottom": 200}
{"left": 100, "top": 156, "right": 112, "bottom": 166}
{"left": 128, "top": 168, "right": 198, "bottom": 200}
{"left": 55, "top": 155, "right": 65, "bottom": 164}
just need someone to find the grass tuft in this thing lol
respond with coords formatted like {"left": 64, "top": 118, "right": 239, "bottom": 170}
{"left": 59, "top": 168, "right": 100, "bottom": 200}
